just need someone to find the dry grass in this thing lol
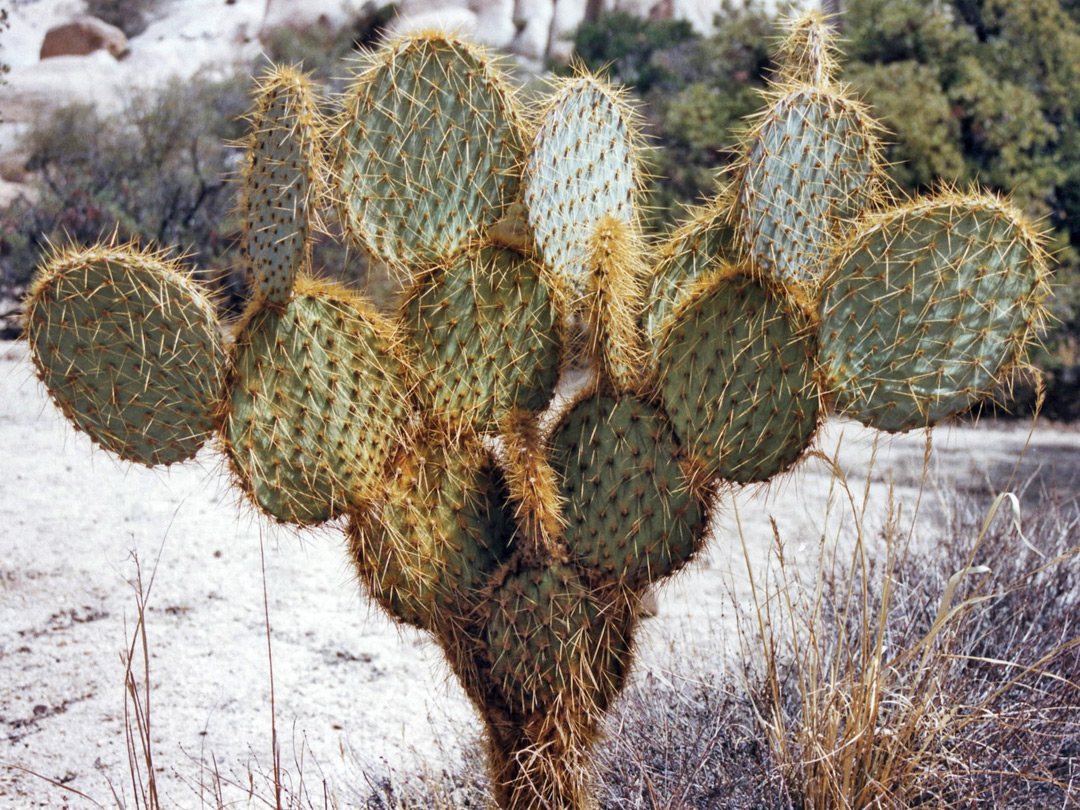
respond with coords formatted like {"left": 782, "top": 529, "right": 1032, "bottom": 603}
{"left": 742, "top": 470, "right": 1080, "bottom": 810}
{"left": 22, "top": 542, "right": 342, "bottom": 810}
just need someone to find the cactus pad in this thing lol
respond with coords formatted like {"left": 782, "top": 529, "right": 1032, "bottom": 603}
{"left": 551, "top": 394, "right": 703, "bottom": 589}
{"left": 737, "top": 86, "right": 880, "bottom": 285}
{"left": 774, "top": 10, "right": 838, "bottom": 87}
{"left": 224, "top": 279, "right": 409, "bottom": 524}
{"left": 486, "top": 563, "right": 632, "bottom": 715}
{"left": 582, "top": 215, "right": 649, "bottom": 395}
{"left": 645, "top": 199, "right": 737, "bottom": 356}
{"left": 334, "top": 34, "right": 526, "bottom": 270}
{"left": 25, "top": 243, "right": 225, "bottom": 467}
{"left": 348, "top": 438, "right": 513, "bottom": 630}
{"left": 401, "top": 244, "right": 561, "bottom": 433}
{"left": 241, "top": 66, "right": 323, "bottom": 306}
{"left": 657, "top": 267, "right": 821, "bottom": 483}
{"left": 523, "top": 77, "right": 640, "bottom": 299}
{"left": 819, "top": 193, "right": 1049, "bottom": 431}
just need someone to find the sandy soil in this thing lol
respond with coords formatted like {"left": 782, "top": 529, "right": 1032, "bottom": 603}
{"left": 3, "top": 337, "right": 1079, "bottom": 809}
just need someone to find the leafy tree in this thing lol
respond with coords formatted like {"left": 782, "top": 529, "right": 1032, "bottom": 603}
{"left": 565, "top": 11, "right": 695, "bottom": 93}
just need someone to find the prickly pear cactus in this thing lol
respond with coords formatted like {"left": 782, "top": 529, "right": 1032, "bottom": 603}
{"left": 22, "top": 12, "right": 1050, "bottom": 810}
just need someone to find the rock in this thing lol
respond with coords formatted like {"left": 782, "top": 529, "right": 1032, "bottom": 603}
{"left": 398, "top": 0, "right": 471, "bottom": 15}
{"left": 39, "top": 16, "right": 129, "bottom": 61}
{"left": 389, "top": 7, "right": 479, "bottom": 39}
{"left": 0, "top": 178, "right": 39, "bottom": 208}
{"left": 549, "top": 0, "right": 588, "bottom": 62}
{"left": 0, "top": 153, "right": 31, "bottom": 184}
{"left": 649, "top": 0, "right": 674, "bottom": 19}
{"left": 261, "top": 0, "right": 356, "bottom": 36}
{"left": 510, "top": 0, "right": 553, "bottom": 61}
{"left": 470, "top": 0, "right": 516, "bottom": 49}
{"left": 389, "top": 0, "right": 515, "bottom": 49}
{"left": 3, "top": 0, "right": 87, "bottom": 72}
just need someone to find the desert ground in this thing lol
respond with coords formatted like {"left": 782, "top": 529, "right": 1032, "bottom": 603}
{"left": 3, "top": 337, "right": 1079, "bottom": 809}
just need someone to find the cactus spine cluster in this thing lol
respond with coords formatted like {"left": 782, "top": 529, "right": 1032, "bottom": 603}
{"left": 23, "top": 13, "right": 1050, "bottom": 810}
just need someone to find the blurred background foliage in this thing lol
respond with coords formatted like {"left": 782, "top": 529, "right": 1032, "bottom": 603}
{"left": 3, "top": 0, "right": 1080, "bottom": 416}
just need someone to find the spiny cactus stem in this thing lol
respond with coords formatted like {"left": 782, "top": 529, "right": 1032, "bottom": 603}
{"left": 583, "top": 214, "right": 649, "bottom": 396}
{"left": 497, "top": 408, "right": 568, "bottom": 565}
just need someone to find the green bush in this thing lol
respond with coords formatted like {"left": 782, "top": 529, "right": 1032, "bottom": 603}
{"left": 0, "top": 74, "right": 252, "bottom": 309}
{"left": 86, "top": 0, "right": 161, "bottom": 37}
{"left": 567, "top": 11, "right": 696, "bottom": 93}
{"left": 260, "top": 2, "right": 398, "bottom": 96}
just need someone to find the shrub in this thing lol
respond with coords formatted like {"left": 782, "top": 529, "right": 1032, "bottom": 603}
{"left": 0, "top": 74, "right": 253, "bottom": 312}
{"left": 567, "top": 11, "right": 696, "bottom": 93}
{"left": 86, "top": 0, "right": 161, "bottom": 38}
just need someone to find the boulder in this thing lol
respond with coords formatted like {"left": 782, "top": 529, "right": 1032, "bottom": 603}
{"left": 470, "top": 0, "right": 516, "bottom": 49}
{"left": 390, "top": 0, "right": 515, "bottom": 49}
{"left": 398, "top": 0, "right": 471, "bottom": 15}
{"left": 0, "top": 153, "right": 31, "bottom": 184}
{"left": 389, "top": 6, "right": 479, "bottom": 39}
{"left": 261, "top": 0, "right": 356, "bottom": 36}
{"left": 510, "top": 0, "right": 553, "bottom": 61}
{"left": 0, "top": 178, "right": 39, "bottom": 208}
{"left": 39, "top": 16, "right": 129, "bottom": 61}
{"left": 549, "top": 0, "right": 588, "bottom": 62}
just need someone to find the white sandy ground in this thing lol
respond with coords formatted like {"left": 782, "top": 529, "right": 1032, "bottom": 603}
{"left": 3, "top": 336, "right": 1080, "bottom": 808}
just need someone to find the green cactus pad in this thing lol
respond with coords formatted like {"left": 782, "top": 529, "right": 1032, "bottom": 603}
{"left": 25, "top": 244, "right": 225, "bottom": 467}
{"left": 224, "top": 279, "right": 409, "bottom": 525}
{"left": 737, "top": 86, "right": 880, "bottom": 285}
{"left": 348, "top": 438, "right": 513, "bottom": 630}
{"left": 774, "top": 10, "right": 838, "bottom": 87}
{"left": 819, "top": 193, "right": 1049, "bottom": 432}
{"left": 241, "top": 66, "right": 323, "bottom": 307}
{"left": 486, "top": 564, "right": 632, "bottom": 715}
{"left": 645, "top": 199, "right": 737, "bottom": 358}
{"left": 334, "top": 34, "right": 526, "bottom": 270}
{"left": 656, "top": 267, "right": 821, "bottom": 483}
{"left": 551, "top": 395, "right": 704, "bottom": 589}
{"left": 523, "top": 77, "right": 640, "bottom": 299}
{"left": 401, "top": 244, "right": 561, "bottom": 433}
